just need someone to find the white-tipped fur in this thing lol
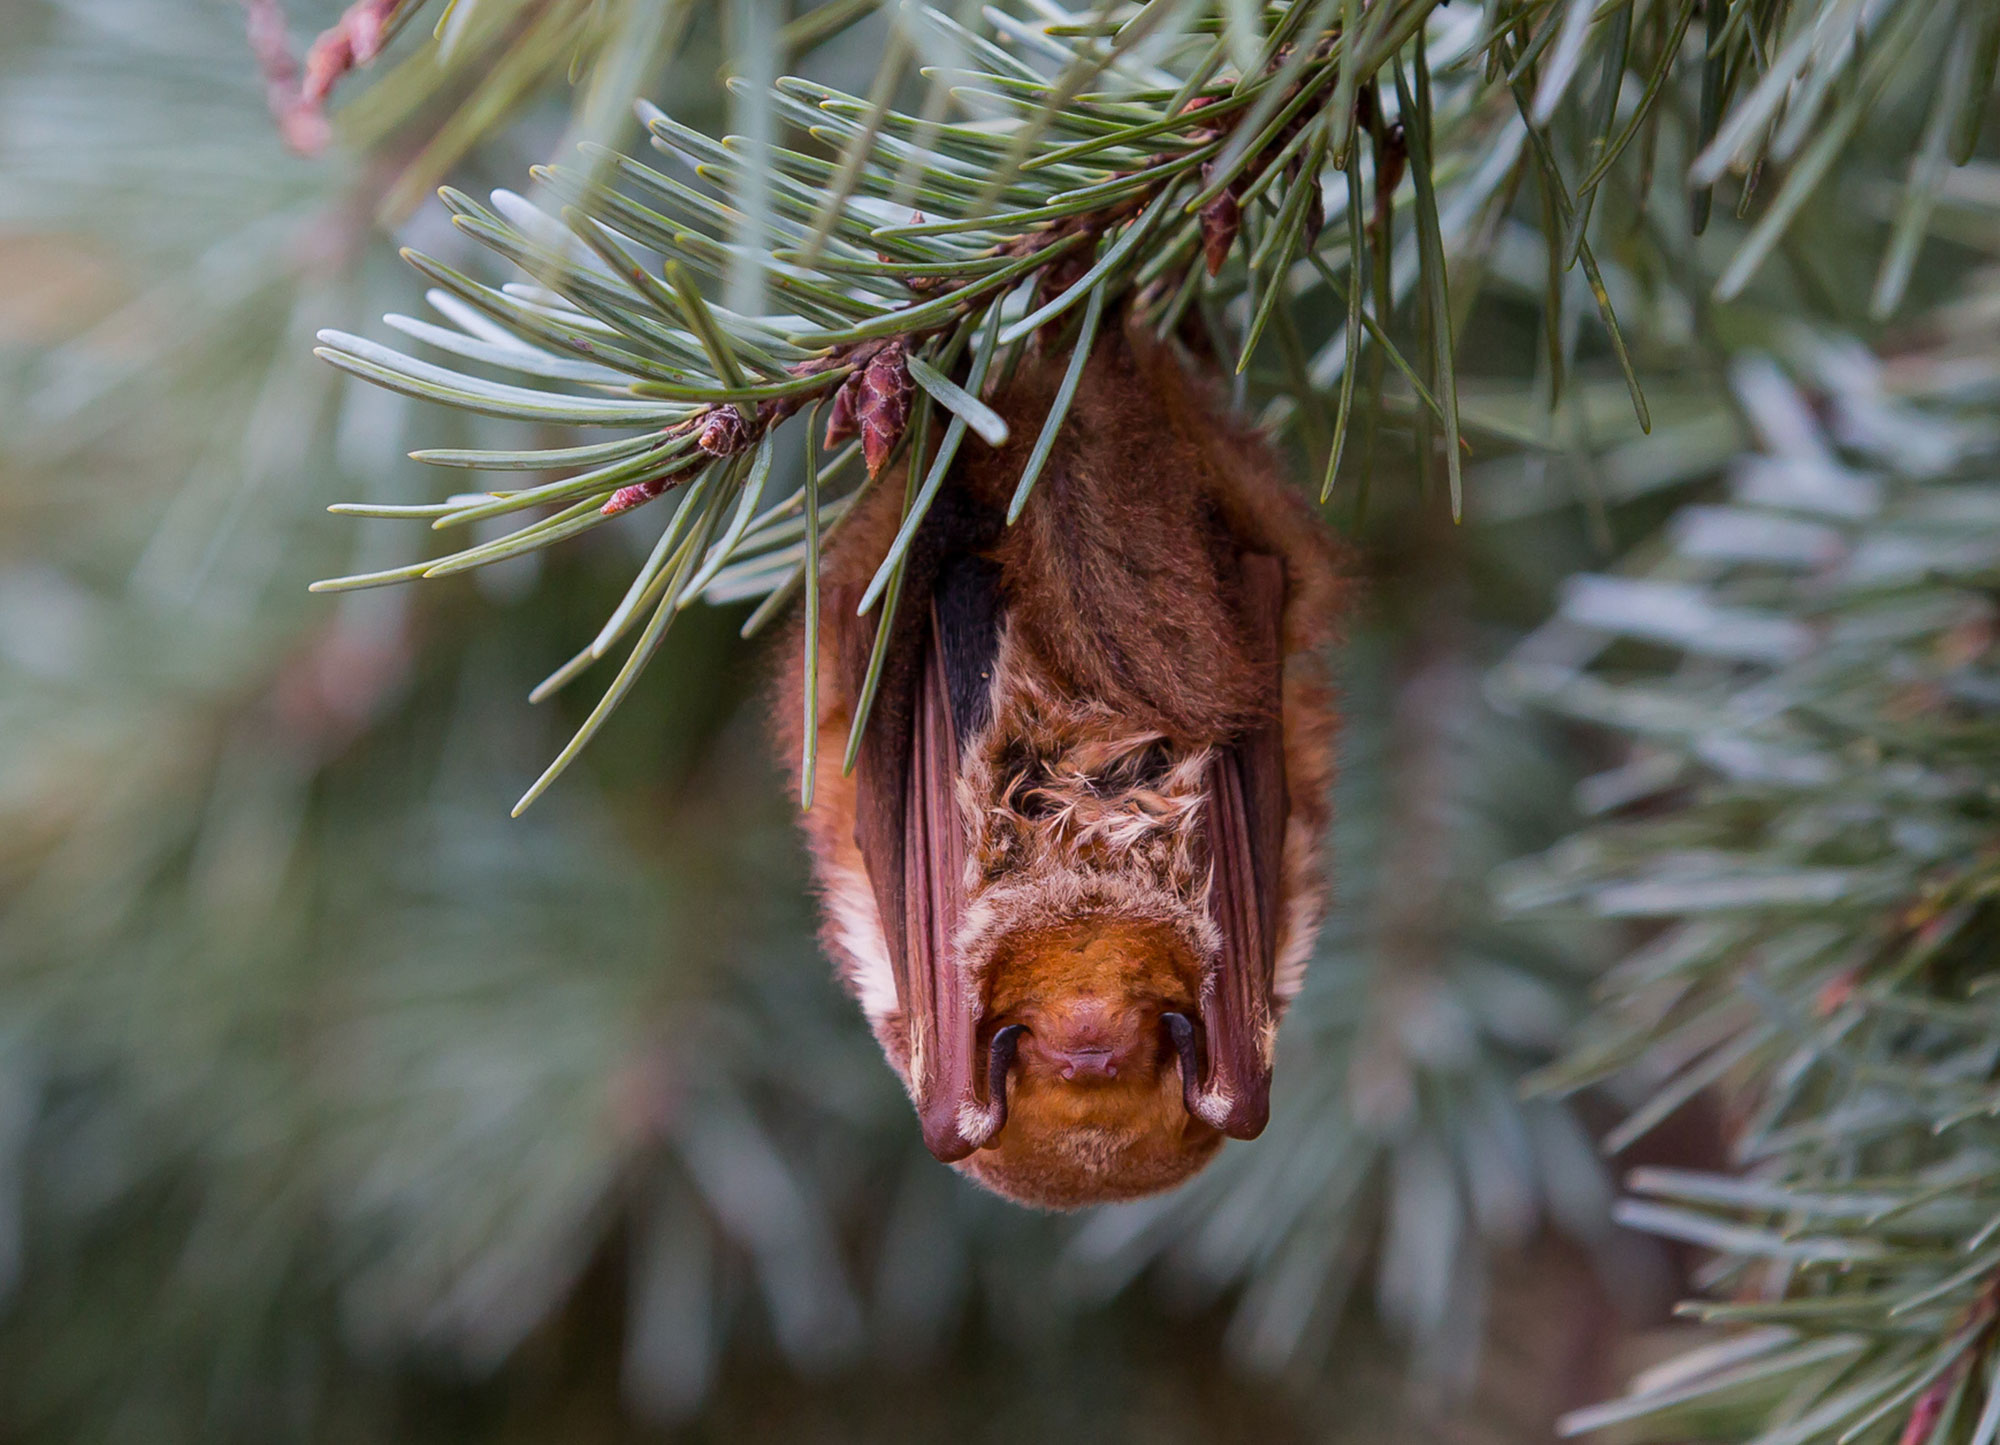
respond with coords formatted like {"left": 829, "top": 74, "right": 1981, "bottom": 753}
{"left": 949, "top": 623, "right": 1222, "bottom": 991}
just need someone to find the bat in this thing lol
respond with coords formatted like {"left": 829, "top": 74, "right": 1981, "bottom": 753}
{"left": 779, "top": 320, "right": 1341, "bottom": 1208}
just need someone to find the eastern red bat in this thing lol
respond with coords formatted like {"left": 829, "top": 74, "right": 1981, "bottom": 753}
{"left": 779, "top": 321, "right": 1341, "bottom": 1208}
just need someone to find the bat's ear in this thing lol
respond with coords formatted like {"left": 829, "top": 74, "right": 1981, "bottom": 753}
{"left": 1164, "top": 1011, "right": 1270, "bottom": 1140}
{"left": 916, "top": 1024, "right": 1023, "bottom": 1162}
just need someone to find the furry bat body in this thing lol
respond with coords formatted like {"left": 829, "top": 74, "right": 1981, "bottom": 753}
{"left": 780, "top": 326, "right": 1341, "bottom": 1208}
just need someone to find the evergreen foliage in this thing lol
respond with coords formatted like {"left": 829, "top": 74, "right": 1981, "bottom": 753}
{"left": 310, "top": 0, "right": 1975, "bottom": 809}
{"left": 3, "top": 0, "right": 2000, "bottom": 1441}
{"left": 1500, "top": 311, "right": 2000, "bottom": 1443}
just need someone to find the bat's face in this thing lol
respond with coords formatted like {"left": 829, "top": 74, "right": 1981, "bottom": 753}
{"left": 959, "top": 917, "right": 1224, "bottom": 1208}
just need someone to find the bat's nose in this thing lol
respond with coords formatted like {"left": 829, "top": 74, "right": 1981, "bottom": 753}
{"left": 1018, "top": 995, "right": 1156, "bottom": 1082}
{"left": 1049, "top": 1044, "right": 1121, "bottom": 1080}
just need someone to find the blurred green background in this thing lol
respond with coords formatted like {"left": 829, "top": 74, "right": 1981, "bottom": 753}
{"left": 3, "top": 0, "right": 1992, "bottom": 1439}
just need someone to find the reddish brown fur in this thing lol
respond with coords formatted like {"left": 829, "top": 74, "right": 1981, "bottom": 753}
{"left": 775, "top": 318, "right": 1345, "bottom": 1208}
{"left": 964, "top": 919, "right": 1220, "bottom": 1207}
{"left": 986, "top": 919, "right": 1201, "bottom": 1064}
{"left": 952, "top": 338, "right": 1311, "bottom": 743}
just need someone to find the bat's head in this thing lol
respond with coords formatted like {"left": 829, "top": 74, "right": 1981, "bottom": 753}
{"left": 959, "top": 917, "right": 1224, "bottom": 1208}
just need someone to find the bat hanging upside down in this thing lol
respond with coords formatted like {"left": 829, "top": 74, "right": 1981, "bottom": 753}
{"left": 779, "top": 322, "right": 1342, "bottom": 1209}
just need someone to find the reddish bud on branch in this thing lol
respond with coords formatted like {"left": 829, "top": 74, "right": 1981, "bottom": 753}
{"left": 1199, "top": 180, "right": 1242, "bottom": 278}
{"left": 697, "top": 408, "right": 755, "bottom": 457}
{"left": 245, "top": 0, "right": 398, "bottom": 156}
{"left": 855, "top": 341, "right": 914, "bottom": 477}
{"left": 1373, "top": 121, "right": 1408, "bottom": 236}
{"left": 819, "top": 339, "right": 913, "bottom": 477}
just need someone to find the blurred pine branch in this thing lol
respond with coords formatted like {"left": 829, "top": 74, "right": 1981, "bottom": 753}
{"left": 1498, "top": 303, "right": 2000, "bottom": 1441}
{"left": 3, "top": 0, "right": 1999, "bottom": 1440}
{"left": 309, "top": 0, "right": 1989, "bottom": 804}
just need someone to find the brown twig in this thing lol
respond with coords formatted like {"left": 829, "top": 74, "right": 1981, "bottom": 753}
{"left": 245, "top": 0, "right": 401, "bottom": 156}
{"left": 1899, "top": 1271, "right": 2000, "bottom": 1444}
{"left": 594, "top": 62, "right": 1340, "bottom": 519}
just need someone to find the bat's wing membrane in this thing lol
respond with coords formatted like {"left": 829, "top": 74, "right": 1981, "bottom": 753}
{"left": 1190, "top": 553, "right": 1289, "bottom": 1139}
{"left": 838, "top": 554, "right": 1004, "bottom": 1162}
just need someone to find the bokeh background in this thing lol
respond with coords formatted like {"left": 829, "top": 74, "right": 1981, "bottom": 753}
{"left": 4, "top": 0, "right": 1997, "bottom": 1440}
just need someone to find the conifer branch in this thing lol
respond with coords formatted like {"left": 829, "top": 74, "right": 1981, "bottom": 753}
{"left": 1498, "top": 328, "right": 2000, "bottom": 1443}
{"left": 312, "top": 0, "right": 1976, "bottom": 806}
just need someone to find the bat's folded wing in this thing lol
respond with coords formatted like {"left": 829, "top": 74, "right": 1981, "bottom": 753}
{"left": 1188, "top": 553, "right": 1289, "bottom": 1139}
{"left": 836, "top": 556, "right": 1004, "bottom": 1162}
